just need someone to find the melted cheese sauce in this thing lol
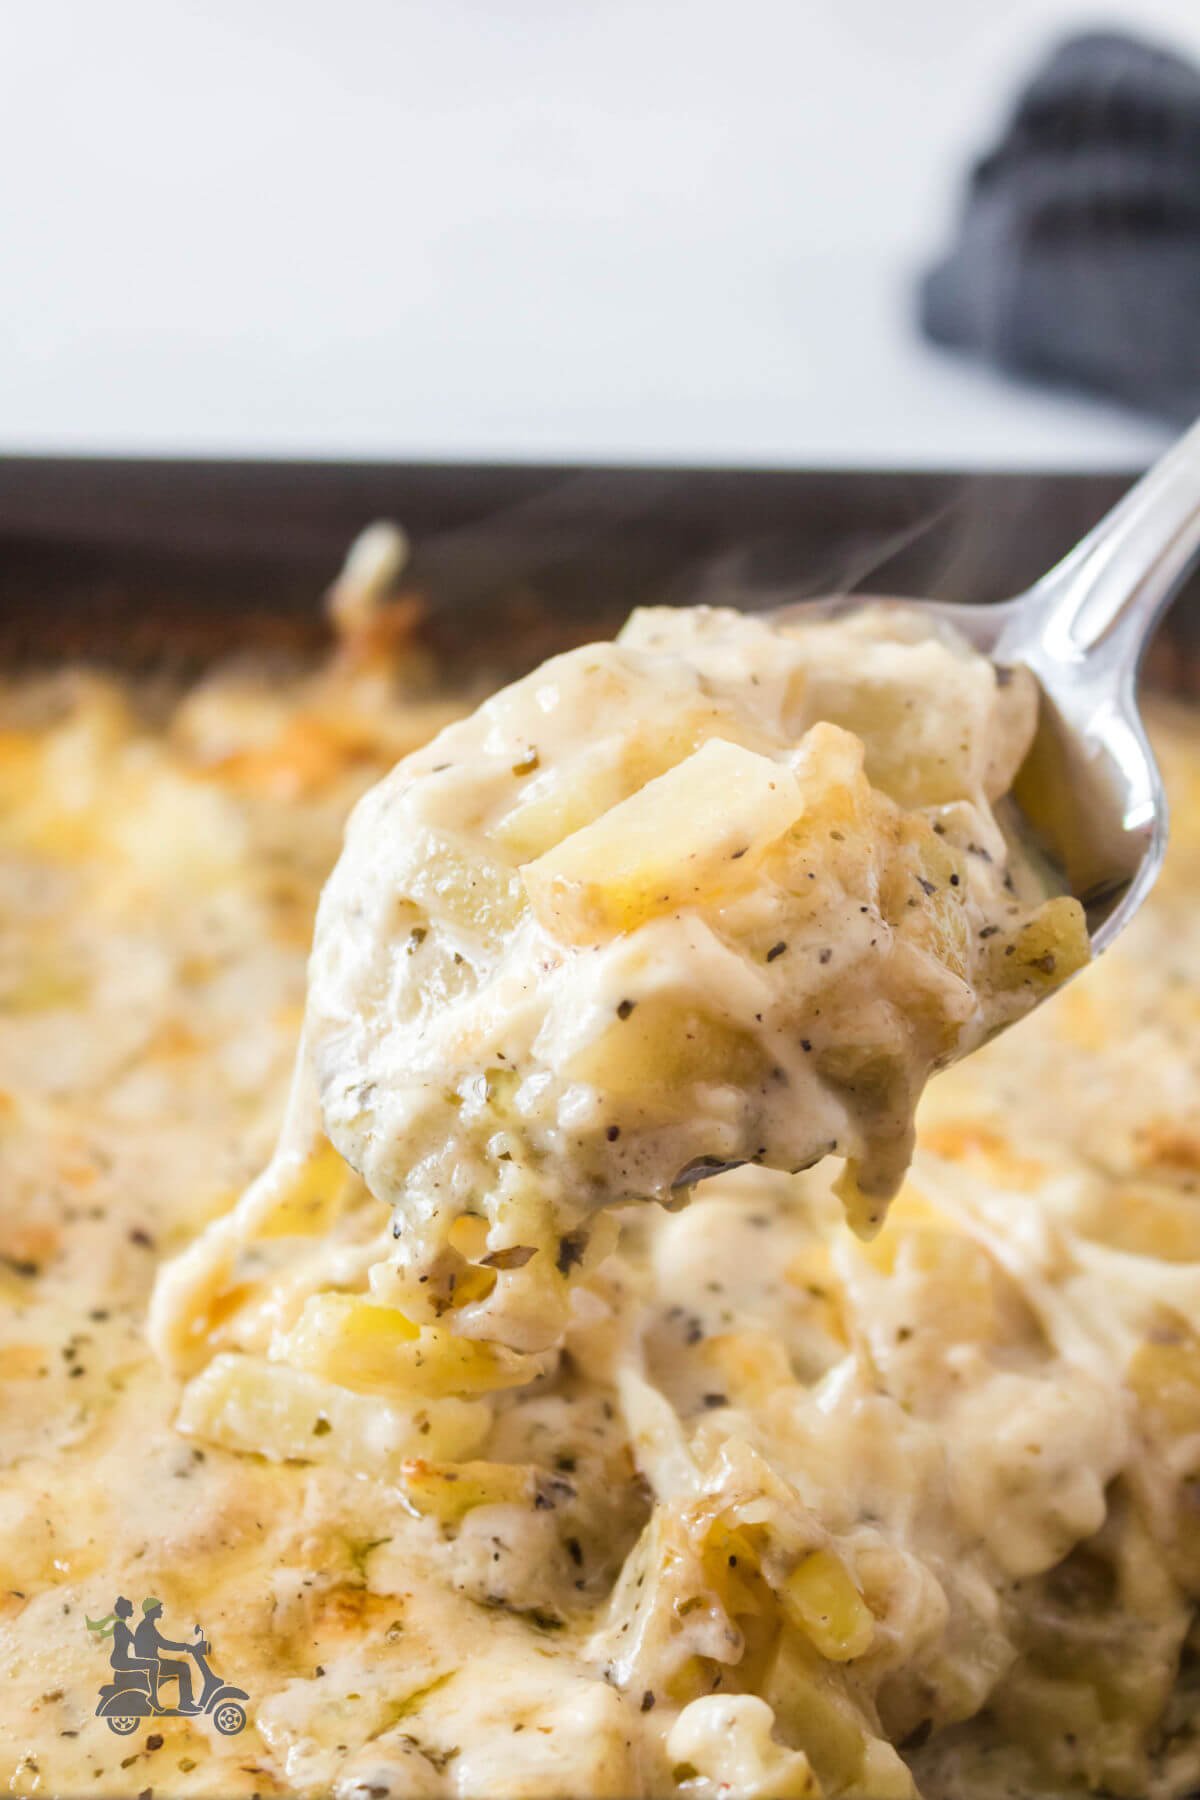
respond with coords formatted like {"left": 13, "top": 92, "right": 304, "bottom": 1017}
{"left": 1, "top": 579, "right": 1198, "bottom": 1800}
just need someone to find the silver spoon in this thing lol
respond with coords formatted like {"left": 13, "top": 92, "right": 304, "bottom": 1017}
{"left": 773, "top": 417, "right": 1200, "bottom": 956}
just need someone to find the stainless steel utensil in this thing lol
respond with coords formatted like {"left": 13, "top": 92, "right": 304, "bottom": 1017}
{"left": 773, "top": 416, "right": 1200, "bottom": 955}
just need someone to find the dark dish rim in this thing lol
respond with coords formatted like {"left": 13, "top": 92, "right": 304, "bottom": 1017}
{"left": 0, "top": 455, "right": 1195, "bottom": 692}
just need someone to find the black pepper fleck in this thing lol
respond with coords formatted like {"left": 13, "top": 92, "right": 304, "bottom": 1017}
{"left": 556, "top": 1230, "right": 587, "bottom": 1275}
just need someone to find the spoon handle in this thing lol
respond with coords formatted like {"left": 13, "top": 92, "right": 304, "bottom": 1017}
{"left": 1007, "top": 415, "right": 1200, "bottom": 676}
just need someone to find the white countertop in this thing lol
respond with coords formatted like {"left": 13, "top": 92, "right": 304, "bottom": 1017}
{"left": 4, "top": 0, "right": 1196, "bottom": 469}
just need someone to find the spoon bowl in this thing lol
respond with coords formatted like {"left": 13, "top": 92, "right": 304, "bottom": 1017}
{"left": 770, "top": 414, "right": 1200, "bottom": 958}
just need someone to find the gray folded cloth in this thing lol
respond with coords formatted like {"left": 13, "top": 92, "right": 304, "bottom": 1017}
{"left": 920, "top": 31, "right": 1200, "bottom": 421}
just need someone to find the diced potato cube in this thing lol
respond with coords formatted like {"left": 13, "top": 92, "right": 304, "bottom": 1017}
{"left": 988, "top": 894, "right": 1090, "bottom": 994}
{"left": 780, "top": 1550, "right": 875, "bottom": 1662}
{"left": 255, "top": 1138, "right": 357, "bottom": 1239}
{"left": 789, "top": 719, "right": 870, "bottom": 807}
{"left": 493, "top": 754, "right": 632, "bottom": 865}
{"left": 845, "top": 687, "right": 974, "bottom": 809}
{"left": 568, "top": 997, "right": 767, "bottom": 1100}
{"left": 396, "top": 1457, "right": 542, "bottom": 1524}
{"left": 176, "top": 1352, "right": 491, "bottom": 1471}
{"left": 764, "top": 1631, "right": 880, "bottom": 1790}
{"left": 493, "top": 703, "right": 773, "bottom": 863}
{"left": 879, "top": 816, "right": 971, "bottom": 982}
{"left": 522, "top": 739, "right": 804, "bottom": 944}
{"left": 281, "top": 1293, "right": 541, "bottom": 1397}
{"left": 403, "top": 835, "right": 527, "bottom": 948}
{"left": 782, "top": 625, "right": 1033, "bottom": 815}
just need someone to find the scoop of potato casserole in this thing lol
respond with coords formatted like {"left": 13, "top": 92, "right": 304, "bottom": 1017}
{"left": 154, "top": 599, "right": 1087, "bottom": 1364}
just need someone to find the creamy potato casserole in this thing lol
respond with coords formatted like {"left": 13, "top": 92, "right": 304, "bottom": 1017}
{"left": 1, "top": 546, "right": 1198, "bottom": 1799}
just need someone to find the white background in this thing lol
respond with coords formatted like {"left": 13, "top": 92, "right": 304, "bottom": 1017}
{"left": 3, "top": 0, "right": 1199, "bottom": 467}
